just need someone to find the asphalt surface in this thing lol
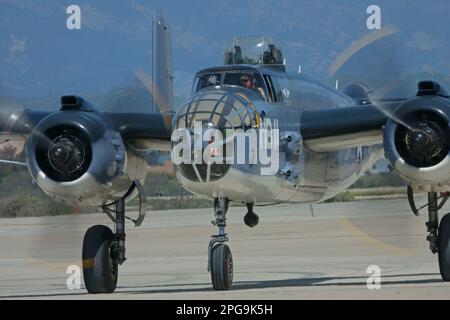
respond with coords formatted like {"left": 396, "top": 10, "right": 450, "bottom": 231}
{"left": 1, "top": 198, "right": 450, "bottom": 299}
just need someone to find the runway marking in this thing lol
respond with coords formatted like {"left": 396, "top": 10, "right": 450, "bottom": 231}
{"left": 338, "top": 218, "right": 413, "bottom": 256}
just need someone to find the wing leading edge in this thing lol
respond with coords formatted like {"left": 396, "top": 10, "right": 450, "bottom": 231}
{"left": 300, "top": 102, "right": 400, "bottom": 152}
{"left": 0, "top": 109, "right": 173, "bottom": 151}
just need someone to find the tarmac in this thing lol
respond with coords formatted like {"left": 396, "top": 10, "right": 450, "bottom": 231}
{"left": 0, "top": 198, "right": 449, "bottom": 299}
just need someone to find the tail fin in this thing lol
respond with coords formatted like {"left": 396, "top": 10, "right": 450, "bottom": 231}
{"left": 152, "top": 9, "right": 174, "bottom": 113}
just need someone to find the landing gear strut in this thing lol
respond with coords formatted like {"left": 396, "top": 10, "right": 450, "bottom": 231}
{"left": 426, "top": 192, "right": 439, "bottom": 254}
{"left": 82, "top": 181, "right": 146, "bottom": 293}
{"left": 208, "top": 198, "right": 233, "bottom": 290}
{"left": 410, "top": 187, "right": 450, "bottom": 281}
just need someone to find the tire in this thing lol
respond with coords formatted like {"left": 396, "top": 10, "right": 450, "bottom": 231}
{"left": 210, "top": 244, "right": 233, "bottom": 290}
{"left": 82, "top": 225, "right": 118, "bottom": 293}
{"left": 438, "top": 213, "right": 450, "bottom": 281}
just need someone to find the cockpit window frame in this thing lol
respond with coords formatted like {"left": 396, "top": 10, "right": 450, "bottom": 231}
{"left": 263, "top": 74, "right": 277, "bottom": 103}
{"left": 269, "top": 75, "right": 284, "bottom": 103}
{"left": 192, "top": 73, "right": 223, "bottom": 95}
{"left": 192, "top": 69, "right": 271, "bottom": 102}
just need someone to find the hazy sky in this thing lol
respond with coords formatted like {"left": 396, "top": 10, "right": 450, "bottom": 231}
{"left": 1, "top": 0, "right": 449, "bottom": 102}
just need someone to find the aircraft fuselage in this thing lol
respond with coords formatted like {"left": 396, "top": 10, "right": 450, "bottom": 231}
{"left": 173, "top": 64, "right": 383, "bottom": 205}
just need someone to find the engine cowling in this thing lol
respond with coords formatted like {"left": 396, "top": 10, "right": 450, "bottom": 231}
{"left": 384, "top": 94, "right": 450, "bottom": 192}
{"left": 26, "top": 109, "right": 128, "bottom": 206}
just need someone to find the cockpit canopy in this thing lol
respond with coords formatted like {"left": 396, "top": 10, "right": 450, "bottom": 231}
{"left": 223, "top": 37, "right": 284, "bottom": 66}
{"left": 193, "top": 70, "right": 267, "bottom": 100}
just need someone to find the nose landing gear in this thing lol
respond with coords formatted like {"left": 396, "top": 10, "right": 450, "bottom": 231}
{"left": 208, "top": 198, "right": 233, "bottom": 290}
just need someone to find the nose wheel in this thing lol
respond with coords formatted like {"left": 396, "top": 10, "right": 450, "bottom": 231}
{"left": 208, "top": 198, "right": 234, "bottom": 290}
{"left": 210, "top": 243, "right": 233, "bottom": 290}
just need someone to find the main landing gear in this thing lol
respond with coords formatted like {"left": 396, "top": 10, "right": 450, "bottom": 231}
{"left": 408, "top": 186, "right": 450, "bottom": 281}
{"left": 207, "top": 199, "right": 259, "bottom": 290}
{"left": 82, "top": 181, "right": 146, "bottom": 293}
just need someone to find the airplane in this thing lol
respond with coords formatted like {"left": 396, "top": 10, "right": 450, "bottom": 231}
{"left": 1, "top": 11, "right": 450, "bottom": 294}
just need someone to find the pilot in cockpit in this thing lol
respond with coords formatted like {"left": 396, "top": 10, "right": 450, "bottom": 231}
{"left": 240, "top": 74, "right": 267, "bottom": 100}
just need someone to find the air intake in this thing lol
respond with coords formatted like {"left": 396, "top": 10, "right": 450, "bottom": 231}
{"left": 60, "top": 95, "right": 92, "bottom": 111}
{"left": 417, "top": 81, "right": 449, "bottom": 98}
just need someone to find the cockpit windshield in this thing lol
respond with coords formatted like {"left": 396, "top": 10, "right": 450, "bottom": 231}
{"left": 223, "top": 72, "right": 267, "bottom": 100}
{"left": 193, "top": 71, "right": 268, "bottom": 100}
{"left": 193, "top": 73, "right": 222, "bottom": 93}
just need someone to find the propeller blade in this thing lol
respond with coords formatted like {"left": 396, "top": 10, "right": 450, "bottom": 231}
{"left": 0, "top": 159, "right": 27, "bottom": 167}
{"left": 327, "top": 26, "right": 398, "bottom": 78}
{"left": 134, "top": 69, "right": 173, "bottom": 130}
{"left": 327, "top": 26, "right": 422, "bottom": 129}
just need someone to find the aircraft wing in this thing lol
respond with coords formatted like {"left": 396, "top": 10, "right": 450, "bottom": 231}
{"left": 106, "top": 112, "right": 173, "bottom": 151}
{"left": 300, "top": 102, "right": 400, "bottom": 152}
{"left": 0, "top": 109, "right": 173, "bottom": 151}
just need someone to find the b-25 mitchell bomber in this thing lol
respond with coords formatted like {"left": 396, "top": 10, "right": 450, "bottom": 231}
{"left": 1, "top": 12, "right": 450, "bottom": 293}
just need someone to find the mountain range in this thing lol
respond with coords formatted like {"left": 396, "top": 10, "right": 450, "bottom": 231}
{"left": 1, "top": 0, "right": 450, "bottom": 111}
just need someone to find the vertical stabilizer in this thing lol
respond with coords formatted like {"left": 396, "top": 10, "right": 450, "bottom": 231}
{"left": 152, "top": 9, "right": 174, "bottom": 113}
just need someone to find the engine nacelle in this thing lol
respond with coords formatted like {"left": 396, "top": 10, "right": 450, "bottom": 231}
{"left": 26, "top": 109, "right": 128, "bottom": 206}
{"left": 384, "top": 94, "right": 450, "bottom": 192}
